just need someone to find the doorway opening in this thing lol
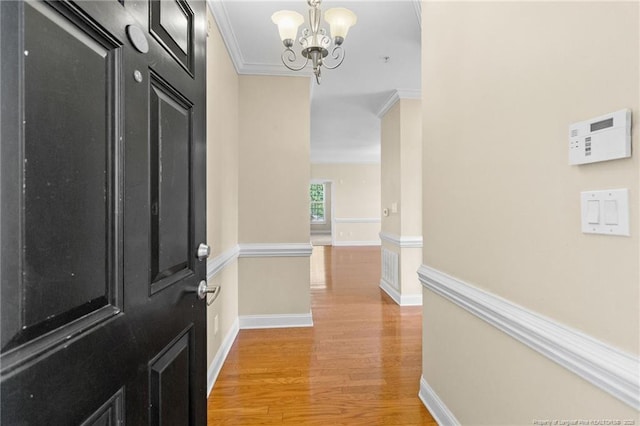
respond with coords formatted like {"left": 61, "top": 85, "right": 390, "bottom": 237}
{"left": 309, "top": 180, "right": 333, "bottom": 246}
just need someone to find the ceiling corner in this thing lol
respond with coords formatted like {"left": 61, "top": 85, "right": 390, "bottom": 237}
{"left": 376, "top": 89, "right": 421, "bottom": 119}
{"left": 207, "top": 0, "right": 244, "bottom": 74}
{"left": 412, "top": 1, "right": 422, "bottom": 27}
{"left": 376, "top": 91, "right": 401, "bottom": 119}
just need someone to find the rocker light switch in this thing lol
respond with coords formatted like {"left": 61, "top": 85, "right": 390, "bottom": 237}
{"left": 581, "top": 189, "right": 629, "bottom": 236}
{"left": 586, "top": 200, "right": 600, "bottom": 224}
{"left": 603, "top": 200, "right": 619, "bottom": 225}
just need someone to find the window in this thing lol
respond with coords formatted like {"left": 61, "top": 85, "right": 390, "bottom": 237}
{"left": 310, "top": 183, "right": 325, "bottom": 223}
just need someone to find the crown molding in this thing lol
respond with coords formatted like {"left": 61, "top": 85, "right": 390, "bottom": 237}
{"left": 239, "top": 62, "right": 313, "bottom": 78}
{"left": 207, "top": 0, "right": 243, "bottom": 74}
{"left": 207, "top": 0, "right": 314, "bottom": 77}
{"left": 376, "top": 91, "right": 401, "bottom": 119}
{"left": 412, "top": 0, "right": 422, "bottom": 28}
{"left": 376, "top": 89, "right": 422, "bottom": 118}
{"left": 208, "top": 0, "right": 422, "bottom": 80}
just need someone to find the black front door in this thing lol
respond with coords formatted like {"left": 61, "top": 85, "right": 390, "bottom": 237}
{"left": 1, "top": 0, "right": 207, "bottom": 424}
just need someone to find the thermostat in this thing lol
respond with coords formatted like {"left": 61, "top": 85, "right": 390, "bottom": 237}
{"left": 569, "top": 109, "right": 631, "bottom": 165}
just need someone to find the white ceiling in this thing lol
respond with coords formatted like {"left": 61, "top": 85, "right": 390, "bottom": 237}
{"left": 208, "top": 0, "right": 422, "bottom": 163}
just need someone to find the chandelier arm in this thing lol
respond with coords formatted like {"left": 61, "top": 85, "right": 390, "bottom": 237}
{"left": 322, "top": 46, "right": 345, "bottom": 70}
{"left": 319, "top": 34, "right": 331, "bottom": 49}
{"left": 281, "top": 48, "right": 310, "bottom": 72}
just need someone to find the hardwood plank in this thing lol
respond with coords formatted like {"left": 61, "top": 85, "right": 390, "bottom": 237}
{"left": 207, "top": 246, "right": 435, "bottom": 425}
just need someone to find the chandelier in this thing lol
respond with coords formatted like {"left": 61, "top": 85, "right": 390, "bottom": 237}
{"left": 271, "top": 0, "right": 357, "bottom": 84}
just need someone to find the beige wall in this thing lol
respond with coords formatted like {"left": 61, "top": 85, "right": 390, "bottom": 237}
{"left": 422, "top": 1, "right": 639, "bottom": 422}
{"left": 382, "top": 98, "right": 423, "bottom": 237}
{"left": 238, "top": 257, "right": 311, "bottom": 316}
{"left": 381, "top": 98, "right": 422, "bottom": 298}
{"left": 381, "top": 102, "right": 402, "bottom": 235}
{"left": 424, "top": 294, "right": 638, "bottom": 424}
{"left": 399, "top": 99, "right": 422, "bottom": 237}
{"left": 238, "top": 76, "right": 311, "bottom": 244}
{"left": 311, "top": 163, "right": 381, "bottom": 244}
{"left": 206, "top": 11, "right": 239, "bottom": 369}
{"left": 238, "top": 75, "right": 311, "bottom": 316}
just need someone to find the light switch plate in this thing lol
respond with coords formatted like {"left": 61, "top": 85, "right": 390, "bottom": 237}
{"left": 580, "top": 189, "right": 629, "bottom": 236}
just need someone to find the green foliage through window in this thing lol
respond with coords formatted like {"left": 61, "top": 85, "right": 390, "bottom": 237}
{"left": 310, "top": 183, "right": 325, "bottom": 223}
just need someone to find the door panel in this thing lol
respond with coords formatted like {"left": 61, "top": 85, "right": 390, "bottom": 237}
{"left": 159, "top": 0, "right": 190, "bottom": 54}
{"left": 1, "top": 0, "right": 123, "bottom": 372}
{"left": 21, "top": 0, "right": 120, "bottom": 340}
{"left": 1, "top": 0, "right": 207, "bottom": 424}
{"left": 80, "top": 388, "right": 125, "bottom": 426}
{"left": 149, "top": 72, "right": 193, "bottom": 293}
{"left": 149, "top": 0, "right": 194, "bottom": 74}
{"left": 149, "top": 328, "right": 194, "bottom": 425}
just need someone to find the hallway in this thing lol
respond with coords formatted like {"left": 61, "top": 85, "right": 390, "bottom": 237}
{"left": 207, "top": 246, "right": 435, "bottom": 425}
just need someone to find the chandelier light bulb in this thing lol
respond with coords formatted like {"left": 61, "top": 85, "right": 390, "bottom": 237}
{"left": 324, "top": 8, "right": 357, "bottom": 41}
{"left": 271, "top": 10, "right": 304, "bottom": 44}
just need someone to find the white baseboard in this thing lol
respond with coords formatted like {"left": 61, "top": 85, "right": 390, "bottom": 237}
{"left": 419, "top": 376, "right": 460, "bottom": 426}
{"left": 380, "top": 279, "right": 423, "bottom": 306}
{"left": 239, "top": 312, "right": 314, "bottom": 329}
{"left": 333, "top": 240, "right": 381, "bottom": 247}
{"left": 207, "top": 317, "right": 239, "bottom": 397}
{"left": 380, "top": 278, "right": 401, "bottom": 304}
{"left": 400, "top": 293, "right": 422, "bottom": 306}
{"left": 418, "top": 264, "right": 640, "bottom": 410}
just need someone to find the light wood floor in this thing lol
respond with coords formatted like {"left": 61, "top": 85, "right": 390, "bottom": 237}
{"left": 207, "top": 246, "right": 436, "bottom": 425}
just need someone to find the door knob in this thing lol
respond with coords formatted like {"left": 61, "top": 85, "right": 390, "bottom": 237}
{"left": 197, "top": 243, "right": 210, "bottom": 260}
{"left": 197, "top": 280, "right": 220, "bottom": 305}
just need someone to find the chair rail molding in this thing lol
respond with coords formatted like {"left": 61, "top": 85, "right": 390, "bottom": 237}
{"left": 238, "top": 243, "right": 313, "bottom": 258}
{"left": 333, "top": 240, "right": 381, "bottom": 247}
{"left": 206, "top": 245, "right": 241, "bottom": 281}
{"left": 418, "top": 264, "right": 640, "bottom": 410}
{"left": 379, "top": 231, "right": 423, "bottom": 248}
